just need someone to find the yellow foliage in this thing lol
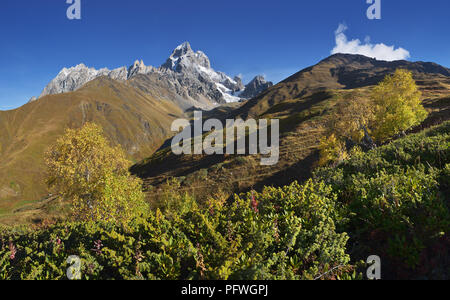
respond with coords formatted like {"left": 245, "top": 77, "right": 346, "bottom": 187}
{"left": 322, "top": 69, "right": 427, "bottom": 166}
{"left": 318, "top": 134, "right": 348, "bottom": 167}
{"left": 156, "top": 178, "right": 197, "bottom": 219}
{"left": 349, "top": 145, "right": 364, "bottom": 157}
{"left": 328, "top": 93, "right": 375, "bottom": 144}
{"left": 45, "top": 123, "right": 148, "bottom": 223}
{"left": 371, "top": 69, "right": 428, "bottom": 142}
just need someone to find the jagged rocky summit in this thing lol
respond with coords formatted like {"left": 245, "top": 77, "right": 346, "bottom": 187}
{"left": 37, "top": 42, "right": 273, "bottom": 108}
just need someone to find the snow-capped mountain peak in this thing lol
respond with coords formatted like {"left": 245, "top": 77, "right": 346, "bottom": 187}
{"left": 174, "top": 41, "right": 192, "bottom": 55}
{"left": 159, "top": 42, "right": 244, "bottom": 103}
{"left": 38, "top": 42, "right": 272, "bottom": 105}
{"left": 161, "top": 41, "right": 211, "bottom": 71}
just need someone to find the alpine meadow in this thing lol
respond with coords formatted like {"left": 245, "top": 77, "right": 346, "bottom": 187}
{"left": 0, "top": 0, "right": 449, "bottom": 284}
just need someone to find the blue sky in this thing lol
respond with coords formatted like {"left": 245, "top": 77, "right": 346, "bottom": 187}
{"left": 1, "top": 0, "right": 449, "bottom": 109}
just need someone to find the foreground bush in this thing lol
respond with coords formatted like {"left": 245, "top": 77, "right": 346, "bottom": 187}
{"left": 314, "top": 121, "right": 450, "bottom": 279}
{"left": 2, "top": 122, "right": 447, "bottom": 280}
{"left": 0, "top": 180, "right": 355, "bottom": 280}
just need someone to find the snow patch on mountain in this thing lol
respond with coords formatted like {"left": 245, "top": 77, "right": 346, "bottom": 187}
{"left": 215, "top": 83, "right": 241, "bottom": 103}
{"left": 38, "top": 42, "right": 272, "bottom": 106}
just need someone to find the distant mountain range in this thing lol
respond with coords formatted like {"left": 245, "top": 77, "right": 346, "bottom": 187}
{"left": 34, "top": 42, "right": 273, "bottom": 109}
{"left": 1, "top": 51, "right": 449, "bottom": 224}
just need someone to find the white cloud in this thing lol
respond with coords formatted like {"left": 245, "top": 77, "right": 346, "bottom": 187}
{"left": 331, "top": 24, "right": 410, "bottom": 61}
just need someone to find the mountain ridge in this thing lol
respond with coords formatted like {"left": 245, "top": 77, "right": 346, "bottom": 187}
{"left": 0, "top": 76, "right": 184, "bottom": 219}
{"left": 131, "top": 53, "right": 450, "bottom": 211}
{"left": 2, "top": 52, "right": 449, "bottom": 224}
{"left": 36, "top": 42, "right": 273, "bottom": 108}
{"left": 233, "top": 53, "right": 450, "bottom": 119}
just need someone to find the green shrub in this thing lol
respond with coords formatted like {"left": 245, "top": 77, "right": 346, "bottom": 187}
{"left": 0, "top": 180, "right": 355, "bottom": 280}
{"left": 345, "top": 167, "right": 448, "bottom": 266}
{"left": 221, "top": 180, "right": 351, "bottom": 280}
{"left": 314, "top": 121, "right": 450, "bottom": 279}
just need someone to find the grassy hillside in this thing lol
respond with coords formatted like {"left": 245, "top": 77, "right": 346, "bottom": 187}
{"left": 1, "top": 121, "right": 448, "bottom": 280}
{"left": 0, "top": 77, "right": 184, "bottom": 223}
{"left": 131, "top": 89, "right": 340, "bottom": 203}
{"left": 132, "top": 82, "right": 449, "bottom": 207}
{"left": 233, "top": 54, "right": 450, "bottom": 119}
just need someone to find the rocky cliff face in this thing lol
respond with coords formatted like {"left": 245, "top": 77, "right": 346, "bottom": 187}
{"left": 39, "top": 64, "right": 128, "bottom": 98}
{"left": 158, "top": 42, "right": 244, "bottom": 104}
{"left": 239, "top": 75, "right": 273, "bottom": 99}
{"left": 127, "top": 60, "right": 156, "bottom": 79}
{"left": 161, "top": 42, "right": 211, "bottom": 71}
{"left": 37, "top": 42, "right": 271, "bottom": 109}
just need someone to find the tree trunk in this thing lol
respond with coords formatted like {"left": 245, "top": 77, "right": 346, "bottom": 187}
{"left": 362, "top": 125, "right": 376, "bottom": 150}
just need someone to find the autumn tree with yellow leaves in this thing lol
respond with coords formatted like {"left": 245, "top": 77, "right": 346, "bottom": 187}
{"left": 45, "top": 123, "right": 148, "bottom": 223}
{"left": 371, "top": 69, "right": 428, "bottom": 141}
{"left": 319, "top": 69, "right": 428, "bottom": 166}
{"left": 327, "top": 93, "right": 375, "bottom": 147}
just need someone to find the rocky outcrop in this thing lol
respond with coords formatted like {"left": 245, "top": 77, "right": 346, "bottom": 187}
{"left": 240, "top": 76, "right": 273, "bottom": 99}
{"left": 234, "top": 76, "right": 245, "bottom": 91}
{"left": 39, "top": 64, "right": 128, "bottom": 97}
{"left": 127, "top": 60, "right": 156, "bottom": 79}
